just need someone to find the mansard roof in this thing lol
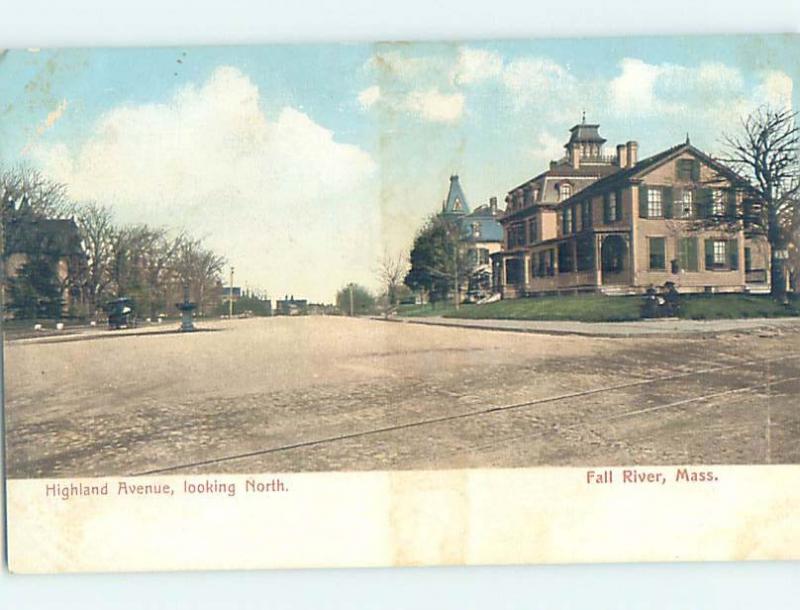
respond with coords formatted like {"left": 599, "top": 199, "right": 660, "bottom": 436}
{"left": 565, "top": 122, "right": 607, "bottom": 147}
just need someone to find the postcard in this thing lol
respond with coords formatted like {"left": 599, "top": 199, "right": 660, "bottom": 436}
{"left": 2, "top": 34, "right": 800, "bottom": 573}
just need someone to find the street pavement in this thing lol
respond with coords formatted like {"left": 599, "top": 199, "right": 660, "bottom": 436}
{"left": 5, "top": 316, "right": 799, "bottom": 477}
{"left": 383, "top": 315, "right": 800, "bottom": 337}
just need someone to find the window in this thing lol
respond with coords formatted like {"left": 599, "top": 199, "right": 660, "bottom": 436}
{"left": 560, "top": 184, "right": 572, "bottom": 202}
{"left": 608, "top": 192, "right": 617, "bottom": 222}
{"left": 711, "top": 190, "right": 726, "bottom": 216}
{"left": 679, "top": 190, "right": 694, "bottom": 218}
{"left": 507, "top": 223, "right": 526, "bottom": 248}
{"left": 713, "top": 240, "right": 727, "bottom": 266}
{"left": 581, "top": 201, "right": 592, "bottom": 229}
{"left": 478, "top": 248, "right": 490, "bottom": 265}
{"left": 744, "top": 247, "right": 752, "bottom": 272}
{"left": 533, "top": 188, "right": 540, "bottom": 202}
{"left": 562, "top": 207, "right": 574, "bottom": 235}
{"left": 471, "top": 222, "right": 481, "bottom": 238}
{"left": 558, "top": 242, "right": 574, "bottom": 273}
{"left": 576, "top": 236, "right": 594, "bottom": 271}
{"left": 528, "top": 217, "right": 538, "bottom": 243}
{"left": 647, "top": 188, "right": 663, "bottom": 218}
{"left": 677, "top": 158, "right": 696, "bottom": 181}
{"left": 545, "top": 249, "right": 555, "bottom": 276}
{"left": 649, "top": 237, "right": 666, "bottom": 270}
{"left": 704, "top": 239, "right": 737, "bottom": 270}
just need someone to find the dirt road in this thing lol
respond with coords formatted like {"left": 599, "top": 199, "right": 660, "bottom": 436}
{"left": 5, "top": 316, "right": 799, "bottom": 477}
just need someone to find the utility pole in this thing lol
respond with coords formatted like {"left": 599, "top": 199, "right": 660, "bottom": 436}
{"left": 454, "top": 246, "right": 460, "bottom": 311}
{"left": 348, "top": 283, "right": 354, "bottom": 317}
{"left": 229, "top": 266, "right": 235, "bottom": 318}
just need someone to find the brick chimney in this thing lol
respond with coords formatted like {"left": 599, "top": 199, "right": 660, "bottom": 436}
{"left": 489, "top": 196, "right": 498, "bottom": 214}
{"left": 570, "top": 145, "right": 581, "bottom": 169}
{"left": 616, "top": 144, "right": 628, "bottom": 168}
{"left": 625, "top": 141, "right": 638, "bottom": 168}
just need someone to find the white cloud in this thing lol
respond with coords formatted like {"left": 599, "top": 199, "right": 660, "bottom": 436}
{"left": 32, "top": 66, "right": 378, "bottom": 301}
{"left": 755, "top": 70, "right": 793, "bottom": 108}
{"left": 402, "top": 88, "right": 465, "bottom": 123}
{"left": 451, "top": 47, "right": 503, "bottom": 85}
{"left": 357, "top": 85, "right": 381, "bottom": 110}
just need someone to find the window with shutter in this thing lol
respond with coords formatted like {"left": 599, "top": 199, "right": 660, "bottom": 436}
{"left": 647, "top": 188, "right": 663, "bottom": 218}
{"left": 729, "top": 238, "right": 739, "bottom": 270}
{"left": 710, "top": 189, "right": 725, "bottom": 216}
{"left": 615, "top": 190, "right": 623, "bottom": 221}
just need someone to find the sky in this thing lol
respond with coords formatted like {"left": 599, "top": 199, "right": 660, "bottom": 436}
{"left": 1, "top": 34, "right": 798, "bottom": 301}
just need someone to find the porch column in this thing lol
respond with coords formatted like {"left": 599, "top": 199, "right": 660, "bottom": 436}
{"left": 522, "top": 253, "right": 530, "bottom": 289}
{"left": 595, "top": 235, "right": 603, "bottom": 286}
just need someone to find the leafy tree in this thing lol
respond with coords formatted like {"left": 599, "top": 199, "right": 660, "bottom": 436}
{"left": 336, "top": 283, "right": 375, "bottom": 316}
{"left": 404, "top": 213, "right": 474, "bottom": 305}
{"left": 8, "top": 254, "right": 63, "bottom": 319}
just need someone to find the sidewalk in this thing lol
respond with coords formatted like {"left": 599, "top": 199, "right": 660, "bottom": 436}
{"left": 382, "top": 315, "right": 800, "bottom": 337}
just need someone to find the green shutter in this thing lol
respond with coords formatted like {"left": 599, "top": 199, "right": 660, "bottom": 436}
{"left": 726, "top": 189, "right": 737, "bottom": 219}
{"left": 729, "top": 238, "right": 739, "bottom": 270}
{"left": 691, "top": 159, "right": 701, "bottom": 181}
{"left": 639, "top": 185, "right": 648, "bottom": 218}
{"left": 688, "top": 237, "right": 698, "bottom": 272}
{"left": 697, "top": 188, "right": 710, "bottom": 219}
{"left": 616, "top": 189, "right": 623, "bottom": 220}
{"left": 663, "top": 187, "right": 673, "bottom": 218}
{"left": 603, "top": 193, "right": 610, "bottom": 223}
{"left": 705, "top": 239, "right": 714, "bottom": 269}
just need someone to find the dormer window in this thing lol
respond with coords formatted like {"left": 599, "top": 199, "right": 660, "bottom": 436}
{"left": 560, "top": 184, "right": 573, "bottom": 202}
{"left": 471, "top": 222, "right": 481, "bottom": 238}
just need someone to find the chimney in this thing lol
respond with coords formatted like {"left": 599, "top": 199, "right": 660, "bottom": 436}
{"left": 570, "top": 145, "right": 581, "bottom": 169}
{"left": 489, "top": 196, "right": 498, "bottom": 214}
{"left": 549, "top": 160, "right": 557, "bottom": 170}
{"left": 626, "top": 141, "right": 638, "bottom": 168}
{"left": 616, "top": 144, "right": 628, "bottom": 168}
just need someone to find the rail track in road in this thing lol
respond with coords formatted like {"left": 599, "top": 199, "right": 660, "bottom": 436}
{"left": 134, "top": 351, "right": 800, "bottom": 475}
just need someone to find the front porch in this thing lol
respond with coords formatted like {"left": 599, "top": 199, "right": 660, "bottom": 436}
{"left": 498, "top": 231, "right": 633, "bottom": 297}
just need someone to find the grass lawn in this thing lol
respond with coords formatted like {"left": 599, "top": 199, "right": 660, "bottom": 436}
{"left": 397, "top": 294, "right": 800, "bottom": 323}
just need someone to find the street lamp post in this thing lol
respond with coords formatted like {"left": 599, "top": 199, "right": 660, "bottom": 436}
{"left": 349, "top": 283, "right": 354, "bottom": 317}
{"left": 229, "top": 266, "right": 235, "bottom": 318}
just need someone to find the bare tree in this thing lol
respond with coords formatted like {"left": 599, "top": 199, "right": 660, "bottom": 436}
{"left": 722, "top": 106, "right": 800, "bottom": 297}
{"left": 174, "top": 237, "right": 225, "bottom": 315}
{"left": 377, "top": 250, "right": 408, "bottom": 310}
{"left": 0, "top": 165, "right": 72, "bottom": 219}
{"left": 74, "top": 201, "right": 115, "bottom": 313}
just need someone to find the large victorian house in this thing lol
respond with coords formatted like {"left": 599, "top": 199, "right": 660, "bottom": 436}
{"left": 441, "top": 174, "right": 504, "bottom": 300}
{"left": 495, "top": 121, "right": 771, "bottom": 297}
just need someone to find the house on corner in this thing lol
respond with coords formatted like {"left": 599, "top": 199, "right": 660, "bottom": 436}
{"left": 495, "top": 120, "right": 770, "bottom": 298}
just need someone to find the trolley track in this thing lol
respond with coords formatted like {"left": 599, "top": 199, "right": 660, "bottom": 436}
{"left": 133, "top": 351, "right": 800, "bottom": 475}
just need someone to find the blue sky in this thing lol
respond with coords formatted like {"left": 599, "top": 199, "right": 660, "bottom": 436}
{"left": 1, "top": 34, "right": 797, "bottom": 300}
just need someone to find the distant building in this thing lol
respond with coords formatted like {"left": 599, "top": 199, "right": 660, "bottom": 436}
{"left": 222, "top": 286, "right": 242, "bottom": 301}
{"left": 440, "top": 175, "right": 504, "bottom": 300}
{"left": 496, "top": 120, "right": 771, "bottom": 297}
{"left": 275, "top": 295, "right": 308, "bottom": 315}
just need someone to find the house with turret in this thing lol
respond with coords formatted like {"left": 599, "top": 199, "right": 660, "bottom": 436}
{"left": 495, "top": 120, "right": 771, "bottom": 298}
{"left": 441, "top": 174, "right": 504, "bottom": 300}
